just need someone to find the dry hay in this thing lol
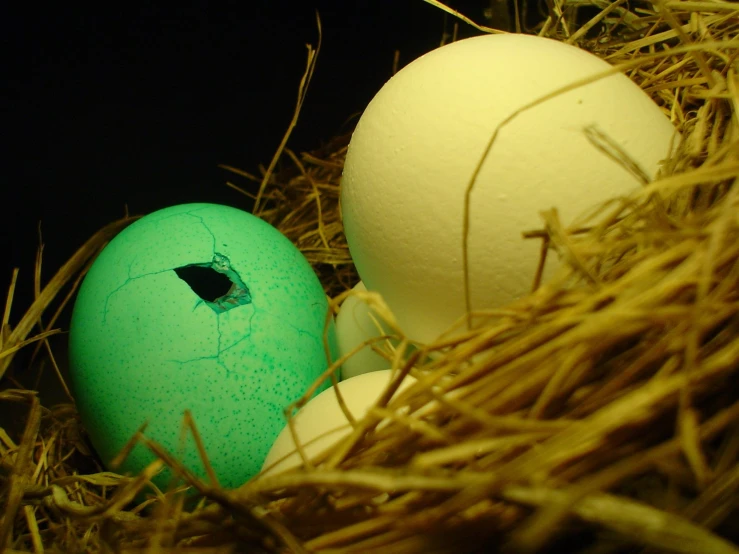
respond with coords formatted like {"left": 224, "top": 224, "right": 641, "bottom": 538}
{"left": 2, "top": 1, "right": 739, "bottom": 553}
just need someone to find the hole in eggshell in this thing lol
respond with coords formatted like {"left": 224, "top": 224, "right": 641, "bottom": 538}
{"left": 174, "top": 254, "right": 252, "bottom": 313}
{"left": 174, "top": 265, "right": 232, "bottom": 302}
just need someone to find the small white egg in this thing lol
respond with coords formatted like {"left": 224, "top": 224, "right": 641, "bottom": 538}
{"left": 261, "top": 369, "right": 416, "bottom": 476}
{"left": 336, "top": 281, "right": 395, "bottom": 379}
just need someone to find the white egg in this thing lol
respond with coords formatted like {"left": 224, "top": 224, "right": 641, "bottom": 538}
{"left": 261, "top": 369, "right": 416, "bottom": 476}
{"left": 341, "top": 33, "right": 678, "bottom": 344}
{"left": 336, "top": 281, "right": 395, "bottom": 380}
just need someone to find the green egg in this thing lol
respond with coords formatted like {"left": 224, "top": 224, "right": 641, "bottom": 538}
{"left": 69, "top": 203, "right": 336, "bottom": 489}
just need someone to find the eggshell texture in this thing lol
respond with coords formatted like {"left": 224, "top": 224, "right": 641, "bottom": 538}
{"left": 261, "top": 369, "right": 416, "bottom": 476}
{"left": 341, "top": 34, "right": 677, "bottom": 344}
{"left": 336, "top": 281, "right": 394, "bottom": 380}
{"left": 69, "top": 203, "right": 336, "bottom": 489}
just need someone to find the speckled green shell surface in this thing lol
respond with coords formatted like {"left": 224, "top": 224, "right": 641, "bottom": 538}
{"left": 68, "top": 203, "right": 336, "bottom": 489}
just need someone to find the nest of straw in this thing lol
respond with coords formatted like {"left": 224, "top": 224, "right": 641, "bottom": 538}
{"left": 2, "top": 1, "right": 738, "bottom": 553}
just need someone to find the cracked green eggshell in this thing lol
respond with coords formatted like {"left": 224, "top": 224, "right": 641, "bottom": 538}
{"left": 69, "top": 203, "right": 335, "bottom": 488}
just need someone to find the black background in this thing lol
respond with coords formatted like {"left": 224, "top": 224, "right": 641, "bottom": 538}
{"left": 3, "top": 1, "right": 491, "bottom": 319}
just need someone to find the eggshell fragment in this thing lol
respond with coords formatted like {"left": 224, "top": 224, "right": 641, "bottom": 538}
{"left": 341, "top": 33, "right": 678, "bottom": 344}
{"left": 261, "top": 369, "right": 416, "bottom": 476}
